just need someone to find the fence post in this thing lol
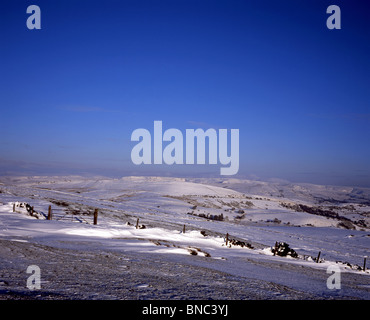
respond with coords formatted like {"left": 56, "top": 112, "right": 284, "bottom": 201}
{"left": 273, "top": 241, "right": 278, "bottom": 256}
{"left": 93, "top": 209, "right": 98, "bottom": 225}
{"left": 316, "top": 251, "right": 321, "bottom": 263}
{"left": 136, "top": 218, "right": 139, "bottom": 229}
{"left": 31, "top": 206, "right": 34, "bottom": 217}
{"left": 13, "top": 203, "right": 15, "bottom": 213}
{"left": 225, "top": 233, "right": 229, "bottom": 246}
{"left": 47, "top": 205, "right": 52, "bottom": 220}
{"left": 364, "top": 257, "right": 367, "bottom": 272}
{"left": 183, "top": 225, "right": 186, "bottom": 234}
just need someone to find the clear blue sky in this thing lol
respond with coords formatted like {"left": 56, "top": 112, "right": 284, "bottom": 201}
{"left": 1, "top": 0, "right": 370, "bottom": 187}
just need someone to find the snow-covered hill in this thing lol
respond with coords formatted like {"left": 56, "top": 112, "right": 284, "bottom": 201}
{"left": 0, "top": 176, "right": 369, "bottom": 299}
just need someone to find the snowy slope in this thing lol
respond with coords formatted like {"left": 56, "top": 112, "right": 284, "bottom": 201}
{"left": 0, "top": 176, "right": 369, "bottom": 299}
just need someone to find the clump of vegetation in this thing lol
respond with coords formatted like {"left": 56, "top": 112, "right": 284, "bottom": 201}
{"left": 271, "top": 242, "right": 298, "bottom": 258}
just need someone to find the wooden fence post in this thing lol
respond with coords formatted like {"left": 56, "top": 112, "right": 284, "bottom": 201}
{"left": 93, "top": 209, "right": 98, "bottom": 225}
{"left": 225, "top": 233, "right": 229, "bottom": 246}
{"left": 47, "top": 205, "right": 52, "bottom": 220}
{"left": 13, "top": 203, "right": 15, "bottom": 213}
{"left": 273, "top": 241, "right": 278, "bottom": 256}
{"left": 183, "top": 225, "right": 186, "bottom": 234}
{"left": 136, "top": 218, "right": 139, "bottom": 229}
{"left": 316, "top": 251, "right": 321, "bottom": 263}
{"left": 364, "top": 257, "right": 367, "bottom": 272}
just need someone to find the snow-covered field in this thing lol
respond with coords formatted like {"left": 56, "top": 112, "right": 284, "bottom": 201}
{"left": 0, "top": 176, "right": 369, "bottom": 299}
